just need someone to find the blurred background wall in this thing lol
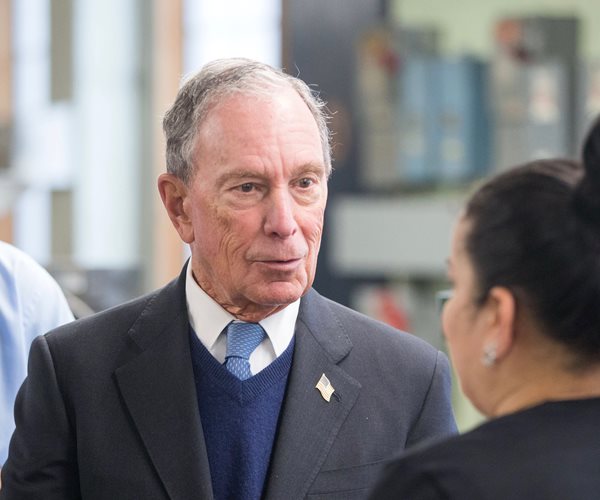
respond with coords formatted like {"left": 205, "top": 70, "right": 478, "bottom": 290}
{"left": 1, "top": 0, "right": 598, "bottom": 429}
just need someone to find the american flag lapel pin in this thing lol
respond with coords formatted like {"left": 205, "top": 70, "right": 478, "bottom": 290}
{"left": 315, "top": 373, "right": 335, "bottom": 402}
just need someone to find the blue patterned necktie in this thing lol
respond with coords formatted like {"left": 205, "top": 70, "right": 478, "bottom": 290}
{"left": 224, "top": 322, "right": 266, "bottom": 380}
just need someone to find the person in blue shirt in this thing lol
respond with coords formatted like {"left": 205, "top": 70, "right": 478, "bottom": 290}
{"left": 0, "top": 241, "right": 74, "bottom": 467}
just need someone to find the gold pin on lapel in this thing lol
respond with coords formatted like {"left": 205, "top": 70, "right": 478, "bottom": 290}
{"left": 316, "top": 373, "right": 335, "bottom": 402}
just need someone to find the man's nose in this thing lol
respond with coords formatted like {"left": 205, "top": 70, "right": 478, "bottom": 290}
{"left": 264, "top": 190, "right": 298, "bottom": 238}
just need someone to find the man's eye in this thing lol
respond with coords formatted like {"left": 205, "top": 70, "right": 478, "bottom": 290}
{"left": 240, "top": 183, "right": 254, "bottom": 193}
{"left": 298, "top": 178, "right": 314, "bottom": 188}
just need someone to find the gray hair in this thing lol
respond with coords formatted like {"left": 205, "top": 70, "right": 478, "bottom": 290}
{"left": 163, "top": 58, "right": 332, "bottom": 184}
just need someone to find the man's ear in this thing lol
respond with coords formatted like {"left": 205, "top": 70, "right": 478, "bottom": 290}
{"left": 157, "top": 173, "right": 195, "bottom": 243}
{"left": 483, "top": 286, "right": 517, "bottom": 363}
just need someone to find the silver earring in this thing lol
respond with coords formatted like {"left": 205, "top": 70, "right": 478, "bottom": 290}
{"left": 482, "top": 344, "right": 497, "bottom": 367}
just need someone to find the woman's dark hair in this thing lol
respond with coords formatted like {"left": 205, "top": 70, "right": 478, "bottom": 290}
{"left": 463, "top": 117, "right": 600, "bottom": 363}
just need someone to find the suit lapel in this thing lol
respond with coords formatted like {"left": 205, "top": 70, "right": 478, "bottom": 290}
{"left": 114, "top": 268, "right": 214, "bottom": 500}
{"left": 264, "top": 290, "right": 362, "bottom": 500}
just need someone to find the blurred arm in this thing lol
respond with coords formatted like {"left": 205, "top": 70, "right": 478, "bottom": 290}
{"left": 0, "top": 335, "right": 80, "bottom": 499}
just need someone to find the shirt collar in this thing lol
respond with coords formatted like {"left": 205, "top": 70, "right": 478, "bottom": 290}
{"left": 185, "top": 262, "right": 299, "bottom": 356}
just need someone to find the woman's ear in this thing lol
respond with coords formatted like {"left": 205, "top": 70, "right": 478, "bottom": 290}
{"left": 157, "top": 173, "right": 195, "bottom": 243}
{"left": 482, "top": 286, "right": 517, "bottom": 365}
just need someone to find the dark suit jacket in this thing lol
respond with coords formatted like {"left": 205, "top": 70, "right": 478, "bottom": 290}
{"left": 1, "top": 265, "right": 456, "bottom": 500}
{"left": 369, "top": 397, "right": 600, "bottom": 500}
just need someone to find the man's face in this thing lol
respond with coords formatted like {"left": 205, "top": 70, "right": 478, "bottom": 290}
{"left": 182, "top": 88, "right": 328, "bottom": 320}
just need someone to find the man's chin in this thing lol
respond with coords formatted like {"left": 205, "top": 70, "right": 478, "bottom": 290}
{"left": 251, "top": 282, "right": 308, "bottom": 307}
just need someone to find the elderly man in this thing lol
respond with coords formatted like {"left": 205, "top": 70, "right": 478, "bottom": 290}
{"left": 1, "top": 59, "right": 455, "bottom": 500}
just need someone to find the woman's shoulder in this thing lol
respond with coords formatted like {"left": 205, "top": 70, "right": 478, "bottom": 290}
{"left": 372, "top": 399, "right": 600, "bottom": 499}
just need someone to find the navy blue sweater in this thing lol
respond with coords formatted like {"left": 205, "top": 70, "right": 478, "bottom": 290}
{"left": 189, "top": 329, "right": 294, "bottom": 500}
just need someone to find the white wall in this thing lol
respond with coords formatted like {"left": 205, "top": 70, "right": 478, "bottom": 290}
{"left": 72, "top": 0, "right": 141, "bottom": 269}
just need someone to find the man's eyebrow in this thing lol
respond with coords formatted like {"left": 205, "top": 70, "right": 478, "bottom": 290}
{"left": 298, "top": 162, "right": 327, "bottom": 175}
{"left": 215, "top": 170, "right": 266, "bottom": 187}
{"left": 215, "top": 163, "right": 327, "bottom": 186}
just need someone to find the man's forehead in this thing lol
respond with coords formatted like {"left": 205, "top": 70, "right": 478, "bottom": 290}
{"left": 207, "top": 86, "right": 306, "bottom": 118}
{"left": 197, "top": 88, "right": 318, "bottom": 144}
{"left": 190, "top": 86, "right": 325, "bottom": 176}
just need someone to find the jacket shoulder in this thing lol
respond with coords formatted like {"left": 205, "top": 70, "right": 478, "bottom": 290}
{"left": 42, "top": 274, "right": 184, "bottom": 358}
{"left": 315, "top": 290, "right": 441, "bottom": 360}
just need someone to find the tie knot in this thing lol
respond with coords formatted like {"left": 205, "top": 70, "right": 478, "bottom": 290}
{"left": 225, "top": 322, "right": 266, "bottom": 360}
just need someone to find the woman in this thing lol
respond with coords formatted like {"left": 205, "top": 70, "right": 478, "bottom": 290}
{"left": 369, "top": 118, "right": 600, "bottom": 500}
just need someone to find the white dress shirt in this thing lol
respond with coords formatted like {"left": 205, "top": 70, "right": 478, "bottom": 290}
{"left": 185, "top": 262, "right": 299, "bottom": 375}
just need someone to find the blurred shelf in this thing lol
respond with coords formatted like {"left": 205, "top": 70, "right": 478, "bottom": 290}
{"left": 329, "top": 192, "right": 466, "bottom": 278}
